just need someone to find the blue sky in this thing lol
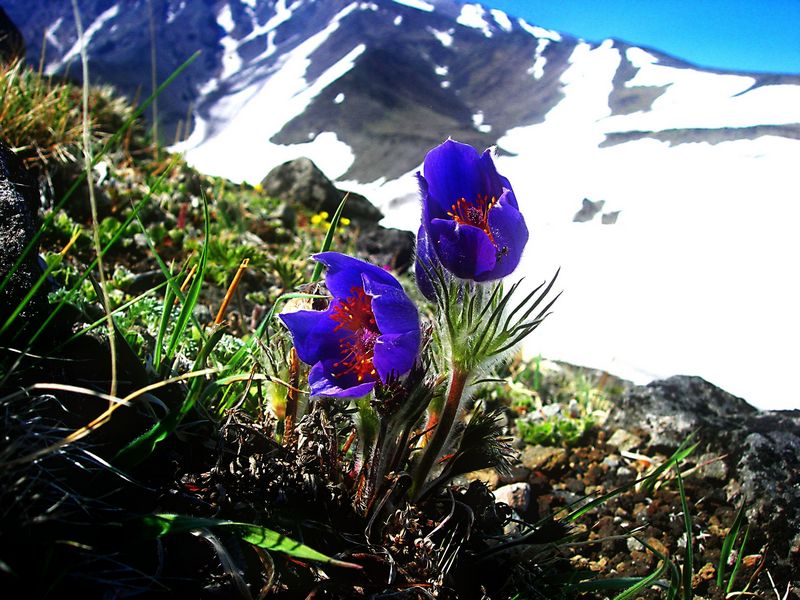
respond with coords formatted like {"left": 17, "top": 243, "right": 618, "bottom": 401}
{"left": 484, "top": 0, "right": 800, "bottom": 74}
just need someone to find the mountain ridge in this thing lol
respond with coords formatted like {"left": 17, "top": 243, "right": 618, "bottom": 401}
{"left": 5, "top": 0, "right": 799, "bottom": 186}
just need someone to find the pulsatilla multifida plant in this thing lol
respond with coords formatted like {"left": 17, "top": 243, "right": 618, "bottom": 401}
{"left": 278, "top": 138, "right": 560, "bottom": 520}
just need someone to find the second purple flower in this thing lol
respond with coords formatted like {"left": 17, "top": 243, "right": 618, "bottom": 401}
{"left": 415, "top": 139, "right": 528, "bottom": 296}
{"left": 279, "top": 252, "right": 421, "bottom": 398}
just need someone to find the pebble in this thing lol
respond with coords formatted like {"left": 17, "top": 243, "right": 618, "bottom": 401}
{"left": 494, "top": 482, "right": 531, "bottom": 514}
{"left": 521, "top": 445, "right": 567, "bottom": 473}
{"left": 607, "top": 429, "right": 643, "bottom": 452}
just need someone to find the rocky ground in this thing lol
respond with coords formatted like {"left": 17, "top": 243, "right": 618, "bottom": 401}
{"left": 475, "top": 367, "right": 800, "bottom": 599}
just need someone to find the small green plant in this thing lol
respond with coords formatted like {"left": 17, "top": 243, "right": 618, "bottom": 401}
{"left": 480, "top": 356, "right": 614, "bottom": 446}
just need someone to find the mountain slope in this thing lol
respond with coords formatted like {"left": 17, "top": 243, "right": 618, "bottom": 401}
{"left": 7, "top": 0, "right": 798, "bottom": 184}
{"left": 4, "top": 0, "right": 800, "bottom": 409}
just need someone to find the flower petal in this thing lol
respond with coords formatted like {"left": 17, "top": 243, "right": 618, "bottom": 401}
{"left": 309, "top": 360, "right": 376, "bottom": 398}
{"left": 313, "top": 252, "right": 401, "bottom": 298}
{"left": 279, "top": 308, "right": 342, "bottom": 366}
{"left": 476, "top": 192, "right": 529, "bottom": 281}
{"left": 414, "top": 224, "right": 438, "bottom": 300}
{"left": 497, "top": 176, "right": 518, "bottom": 209}
{"left": 478, "top": 149, "right": 508, "bottom": 201}
{"left": 373, "top": 331, "right": 420, "bottom": 383}
{"left": 422, "top": 139, "right": 484, "bottom": 216}
{"left": 428, "top": 217, "right": 497, "bottom": 279}
{"left": 361, "top": 274, "right": 420, "bottom": 337}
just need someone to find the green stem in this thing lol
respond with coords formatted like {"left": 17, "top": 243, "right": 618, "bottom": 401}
{"left": 410, "top": 366, "right": 469, "bottom": 501}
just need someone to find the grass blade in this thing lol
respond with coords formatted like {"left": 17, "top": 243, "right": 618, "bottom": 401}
{"left": 165, "top": 195, "right": 209, "bottom": 362}
{"left": 0, "top": 51, "right": 200, "bottom": 299}
{"left": 310, "top": 192, "right": 349, "bottom": 283}
{"left": 641, "top": 433, "right": 699, "bottom": 494}
{"left": 114, "top": 326, "right": 226, "bottom": 467}
{"left": 717, "top": 501, "right": 747, "bottom": 587}
{"left": 725, "top": 524, "right": 750, "bottom": 596}
{"left": 141, "top": 513, "right": 362, "bottom": 570}
{"left": 675, "top": 465, "right": 694, "bottom": 599}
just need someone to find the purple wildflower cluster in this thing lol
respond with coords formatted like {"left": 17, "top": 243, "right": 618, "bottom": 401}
{"left": 280, "top": 139, "right": 528, "bottom": 398}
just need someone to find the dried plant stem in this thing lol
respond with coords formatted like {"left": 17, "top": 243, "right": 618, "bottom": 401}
{"left": 71, "top": 0, "right": 117, "bottom": 399}
{"left": 215, "top": 258, "right": 249, "bottom": 325}
{"left": 283, "top": 347, "right": 300, "bottom": 447}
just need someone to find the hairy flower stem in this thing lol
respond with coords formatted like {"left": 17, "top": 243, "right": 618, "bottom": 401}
{"left": 410, "top": 366, "right": 469, "bottom": 501}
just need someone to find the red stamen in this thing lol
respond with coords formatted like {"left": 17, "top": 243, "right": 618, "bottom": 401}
{"left": 330, "top": 287, "right": 380, "bottom": 382}
{"left": 447, "top": 194, "right": 498, "bottom": 243}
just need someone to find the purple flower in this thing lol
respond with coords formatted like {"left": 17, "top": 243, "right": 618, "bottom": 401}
{"left": 279, "top": 252, "right": 421, "bottom": 398}
{"left": 415, "top": 139, "right": 528, "bottom": 296}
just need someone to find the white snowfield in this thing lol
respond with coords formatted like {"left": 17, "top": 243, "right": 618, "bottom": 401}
{"left": 172, "top": 14, "right": 800, "bottom": 410}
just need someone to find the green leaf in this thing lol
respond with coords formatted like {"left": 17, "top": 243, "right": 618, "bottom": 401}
{"left": 114, "top": 326, "right": 227, "bottom": 467}
{"left": 141, "top": 514, "right": 362, "bottom": 570}
{"left": 725, "top": 524, "right": 750, "bottom": 595}
{"left": 165, "top": 196, "right": 209, "bottom": 362}
{"left": 675, "top": 466, "right": 694, "bottom": 600}
{"left": 311, "top": 192, "right": 349, "bottom": 283}
{"left": 717, "top": 501, "right": 747, "bottom": 587}
{"left": 641, "top": 432, "right": 698, "bottom": 494}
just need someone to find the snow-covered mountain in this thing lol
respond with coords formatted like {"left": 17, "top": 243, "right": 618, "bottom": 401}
{"left": 5, "top": 0, "right": 800, "bottom": 409}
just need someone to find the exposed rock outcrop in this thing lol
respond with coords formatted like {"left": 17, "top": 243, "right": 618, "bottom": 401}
{"left": 261, "top": 157, "right": 383, "bottom": 227}
{"left": 572, "top": 198, "right": 605, "bottom": 223}
{"left": 607, "top": 375, "right": 800, "bottom": 576}
{"left": 0, "top": 138, "right": 46, "bottom": 335}
{"left": 355, "top": 226, "right": 415, "bottom": 274}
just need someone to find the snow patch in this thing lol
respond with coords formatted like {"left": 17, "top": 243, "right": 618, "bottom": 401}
{"left": 529, "top": 38, "right": 550, "bottom": 79}
{"left": 604, "top": 49, "right": 800, "bottom": 130}
{"left": 167, "top": 1, "right": 187, "bottom": 24}
{"left": 334, "top": 92, "right": 345, "bottom": 104}
{"left": 625, "top": 47, "right": 659, "bottom": 67}
{"left": 173, "top": 3, "right": 366, "bottom": 184}
{"left": 490, "top": 9, "right": 512, "bottom": 32}
{"left": 392, "top": 0, "right": 434, "bottom": 11}
{"left": 518, "top": 18, "right": 562, "bottom": 41}
{"left": 472, "top": 111, "right": 492, "bottom": 132}
{"left": 217, "top": 5, "right": 243, "bottom": 80}
{"left": 429, "top": 28, "right": 453, "bottom": 47}
{"left": 394, "top": 15, "right": 403, "bottom": 25}
{"left": 457, "top": 3, "right": 492, "bottom": 37}
{"left": 241, "top": 0, "right": 298, "bottom": 61}
{"left": 434, "top": 65, "right": 448, "bottom": 76}
{"left": 44, "top": 18, "right": 64, "bottom": 51}
{"left": 47, "top": 5, "right": 119, "bottom": 74}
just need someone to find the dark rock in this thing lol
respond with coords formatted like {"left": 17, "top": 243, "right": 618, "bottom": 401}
{"left": 573, "top": 198, "right": 605, "bottom": 222}
{"left": 494, "top": 482, "right": 531, "bottom": 514}
{"left": 606, "top": 375, "right": 758, "bottom": 451}
{"left": 0, "top": 138, "right": 46, "bottom": 336}
{"left": 0, "top": 7, "right": 24, "bottom": 62}
{"left": 355, "top": 226, "right": 415, "bottom": 273}
{"left": 601, "top": 211, "right": 620, "bottom": 224}
{"left": 607, "top": 375, "right": 800, "bottom": 575}
{"left": 261, "top": 157, "right": 383, "bottom": 227}
{"left": 269, "top": 201, "right": 295, "bottom": 230}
